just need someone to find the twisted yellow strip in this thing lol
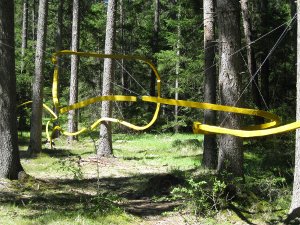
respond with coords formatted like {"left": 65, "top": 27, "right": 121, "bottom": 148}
{"left": 49, "top": 50, "right": 297, "bottom": 140}
{"left": 18, "top": 50, "right": 299, "bottom": 146}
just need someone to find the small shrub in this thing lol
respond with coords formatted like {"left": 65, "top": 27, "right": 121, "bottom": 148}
{"left": 171, "top": 178, "right": 227, "bottom": 217}
{"left": 85, "top": 193, "right": 122, "bottom": 216}
{"left": 54, "top": 156, "right": 83, "bottom": 180}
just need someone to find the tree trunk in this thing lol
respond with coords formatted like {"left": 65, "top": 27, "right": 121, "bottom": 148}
{"left": 68, "top": 0, "right": 80, "bottom": 142}
{"left": 98, "top": 0, "right": 117, "bottom": 157}
{"left": 291, "top": 0, "right": 297, "bottom": 77}
{"left": 0, "top": 0, "right": 24, "bottom": 179}
{"left": 150, "top": 0, "right": 159, "bottom": 96}
{"left": 261, "top": 55, "right": 270, "bottom": 109}
{"left": 288, "top": 0, "right": 300, "bottom": 220}
{"left": 216, "top": 0, "right": 243, "bottom": 177}
{"left": 21, "top": 0, "right": 28, "bottom": 74}
{"left": 240, "top": 0, "right": 261, "bottom": 110}
{"left": 120, "top": 0, "right": 128, "bottom": 95}
{"left": 28, "top": 0, "right": 48, "bottom": 155}
{"left": 202, "top": 0, "right": 217, "bottom": 169}
{"left": 31, "top": 0, "right": 37, "bottom": 42}
{"left": 260, "top": 0, "right": 270, "bottom": 109}
{"left": 53, "top": 0, "right": 64, "bottom": 139}
{"left": 174, "top": 2, "right": 181, "bottom": 133}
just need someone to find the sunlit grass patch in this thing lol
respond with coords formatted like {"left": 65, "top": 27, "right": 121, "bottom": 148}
{"left": 113, "top": 133, "right": 203, "bottom": 170}
{"left": 0, "top": 203, "right": 137, "bottom": 225}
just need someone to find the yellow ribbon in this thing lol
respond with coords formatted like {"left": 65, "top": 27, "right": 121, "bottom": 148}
{"left": 18, "top": 50, "right": 300, "bottom": 147}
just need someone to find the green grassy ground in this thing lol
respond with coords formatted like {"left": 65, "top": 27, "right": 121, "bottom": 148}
{"left": 1, "top": 133, "right": 201, "bottom": 224}
{"left": 0, "top": 132, "right": 294, "bottom": 224}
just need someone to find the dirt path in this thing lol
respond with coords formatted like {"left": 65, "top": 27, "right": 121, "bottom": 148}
{"left": 19, "top": 156, "right": 194, "bottom": 224}
{"left": 72, "top": 156, "right": 191, "bottom": 224}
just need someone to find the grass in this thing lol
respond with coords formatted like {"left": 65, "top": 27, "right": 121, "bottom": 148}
{"left": 1, "top": 132, "right": 295, "bottom": 224}
{"left": 113, "top": 133, "right": 202, "bottom": 170}
{"left": 1, "top": 132, "right": 202, "bottom": 225}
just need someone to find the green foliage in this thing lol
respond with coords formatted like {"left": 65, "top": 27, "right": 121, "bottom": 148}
{"left": 245, "top": 173, "right": 289, "bottom": 202}
{"left": 171, "top": 178, "right": 227, "bottom": 217}
{"left": 85, "top": 193, "right": 123, "bottom": 216}
{"left": 54, "top": 156, "right": 83, "bottom": 180}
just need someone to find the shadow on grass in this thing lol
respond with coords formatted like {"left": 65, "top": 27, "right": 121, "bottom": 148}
{"left": 173, "top": 154, "right": 202, "bottom": 159}
{"left": 19, "top": 148, "right": 91, "bottom": 160}
{"left": 116, "top": 151, "right": 202, "bottom": 162}
{"left": 227, "top": 203, "right": 256, "bottom": 225}
{"left": 0, "top": 170, "right": 192, "bottom": 220}
{"left": 1, "top": 190, "right": 123, "bottom": 223}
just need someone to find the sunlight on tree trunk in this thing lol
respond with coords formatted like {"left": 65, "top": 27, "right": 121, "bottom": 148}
{"left": 216, "top": 0, "right": 243, "bottom": 177}
{"left": 21, "top": 0, "right": 28, "bottom": 74}
{"left": 288, "top": 0, "right": 300, "bottom": 221}
{"left": 28, "top": 0, "right": 48, "bottom": 155}
{"left": 174, "top": 1, "right": 181, "bottom": 133}
{"left": 150, "top": 0, "right": 160, "bottom": 97}
{"left": 98, "top": 0, "right": 117, "bottom": 157}
{"left": 68, "top": 0, "right": 80, "bottom": 143}
{"left": 202, "top": 0, "right": 217, "bottom": 169}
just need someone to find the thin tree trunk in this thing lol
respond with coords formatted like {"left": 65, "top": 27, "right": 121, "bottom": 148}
{"left": 68, "top": 0, "right": 80, "bottom": 142}
{"left": 120, "top": 0, "right": 128, "bottom": 95}
{"left": 98, "top": 0, "right": 117, "bottom": 157}
{"left": 216, "top": 0, "right": 243, "bottom": 177}
{"left": 53, "top": 0, "right": 64, "bottom": 139}
{"left": 150, "top": 0, "right": 159, "bottom": 96}
{"left": 0, "top": 0, "right": 24, "bottom": 179}
{"left": 19, "top": 0, "right": 30, "bottom": 131}
{"left": 291, "top": 0, "right": 297, "bottom": 77}
{"left": 287, "top": 0, "right": 300, "bottom": 220}
{"left": 260, "top": 0, "right": 270, "bottom": 109}
{"left": 28, "top": 0, "right": 48, "bottom": 155}
{"left": 174, "top": 3, "right": 181, "bottom": 133}
{"left": 32, "top": 0, "right": 37, "bottom": 42}
{"left": 291, "top": 0, "right": 297, "bottom": 53}
{"left": 240, "top": 0, "right": 261, "bottom": 109}
{"left": 21, "top": 0, "right": 28, "bottom": 74}
{"left": 202, "top": 0, "right": 217, "bottom": 169}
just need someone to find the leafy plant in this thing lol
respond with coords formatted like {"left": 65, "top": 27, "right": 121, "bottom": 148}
{"left": 171, "top": 178, "right": 227, "bottom": 217}
{"left": 85, "top": 193, "right": 123, "bottom": 217}
{"left": 55, "top": 156, "right": 83, "bottom": 180}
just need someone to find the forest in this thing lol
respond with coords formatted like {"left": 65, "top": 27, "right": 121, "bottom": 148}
{"left": 1, "top": 0, "right": 300, "bottom": 224}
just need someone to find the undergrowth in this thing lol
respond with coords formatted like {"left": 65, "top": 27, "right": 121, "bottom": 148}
{"left": 1, "top": 132, "right": 295, "bottom": 224}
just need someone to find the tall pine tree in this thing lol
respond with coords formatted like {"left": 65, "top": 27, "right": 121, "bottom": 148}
{"left": 0, "top": 0, "right": 24, "bottom": 179}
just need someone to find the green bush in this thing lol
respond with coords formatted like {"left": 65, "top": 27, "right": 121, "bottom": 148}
{"left": 171, "top": 178, "right": 227, "bottom": 217}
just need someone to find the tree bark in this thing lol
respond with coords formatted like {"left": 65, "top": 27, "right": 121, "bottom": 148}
{"left": 98, "top": 0, "right": 117, "bottom": 157}
{"left": 52, "top": 0, "right": 64, "bottom": 139}
{"left": 68, "top": 0, "right": 80, "bottom": 142}
{"left": 120, "top": 0, "right": 128, "bottom": 95}
{"left": 260, "top": 0, "right": 270, "bottom": 109}
{"left": 150, "top": 0, "right": 160, "bottom": 96}
{"left": 216, "top": 0, "right": 243, "bottom": 177}
{"left": 0, "top": 0, "right": 24, "bottom": 179}
{"left": 28, "top": 0, "right": 48, "bottom": 155}
{"left": 288, "top": 0, "right": 300, "bottom": 220}
{"left": 31, "top": 0, "right": 37, "bottom": 42}
{"left": 174, "top": 2, "right": 181, "bottom": 133}
{"left": 202, "top": 0, "right": 217, "bottom": 169}
{"left": 240, "top": 0, "right": 261, "bottom": 110}
{"left": 21, "top": 0, "right": 28, "bottom": 74}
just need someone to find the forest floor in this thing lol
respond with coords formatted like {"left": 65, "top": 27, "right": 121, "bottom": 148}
{"left": 0, "top": 132, "right": 294, "bottom": 224}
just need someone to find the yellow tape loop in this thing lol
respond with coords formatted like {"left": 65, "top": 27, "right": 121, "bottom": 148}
{"left": 18, "top": 50, "right": 300, "bottom": 149}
